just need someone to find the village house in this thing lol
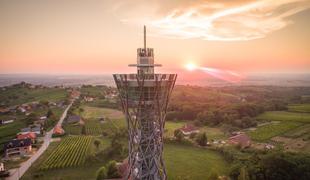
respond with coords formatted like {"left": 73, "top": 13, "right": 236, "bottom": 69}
{"left": 179, "top": 124, "right": 200, "bottom": 136}
{"left": 17, "top": 132, "right": 37, "bottom": 143}
{"left": 20, "top": 124, "right": 42, "bottom": 135}
{"left": 228, "top": 133, "right": 251, "bottom": 148}
{"left": 53, "top": 125, "right": 65, "bottom": 135}
{"left": 84, "top": 96, "right": 94, "bottom": 102}
{"left": 4, "top": 138, "right": 32, "bottom": 158}
{"left": 0, "top": 119, "right": 14, "bottom": 125}
{"left": 0, "top": 108, "right": 10, "bottom": 114}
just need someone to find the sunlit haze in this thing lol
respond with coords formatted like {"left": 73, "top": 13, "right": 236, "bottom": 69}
{"left": 0, "top": 0, "right": 309, "bottom": 80}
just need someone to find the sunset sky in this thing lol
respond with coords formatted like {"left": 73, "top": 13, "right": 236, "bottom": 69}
{"left": 0, "top": 0, "right": 309, "bottom": 75}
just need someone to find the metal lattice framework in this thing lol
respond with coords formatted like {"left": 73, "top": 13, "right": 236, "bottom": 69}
{"left": 113, "top": 74, "right": 177, "bottom": 180}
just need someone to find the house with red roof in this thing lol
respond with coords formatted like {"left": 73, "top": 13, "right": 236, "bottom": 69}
{"left": 228, "top": 133, "right": 251, "bottom": 148}
{"left": 17, "top": 132, "right": 36, "bottom": 142}
{"left": 179, "top": 124, "right": 200, "bottom": 136}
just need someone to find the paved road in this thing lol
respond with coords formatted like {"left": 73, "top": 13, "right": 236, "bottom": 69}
{"left": 5, "top": 102, "right": 73, "bottom": 180}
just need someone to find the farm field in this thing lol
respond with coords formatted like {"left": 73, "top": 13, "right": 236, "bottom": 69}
{"left": 248, "top": 122, "right": 301, "bottom": 141}
{"left": 81, "top": 106, "right": 126, "bottom": 134}
{"left": 81, "top": 106, "right": 124, "bottom": 120}
{"left": 284, "top": 124, "right": 310, "bottom": 139}
{"left": 64, "top": 124, "right": 82, "bottom": 135}
{"left": 22, "top": 141, "right": 229, "bottom": 180}
{"left": 0, "top": 87, "right": 68, "bottom": 106}
{"left": 164, "top": 143, "right": 229, "bottom": 180}
{"left": 40, "top": 136, "right": 92, "bottom": 170}
{"left": 288, "top": 104, "right": 310, "bottom": 113}
{"left": 256, "top": 111, "right": 310, "bottom": 123}
{"left": 85, "top": 121, "right": 104, "bottom": 135}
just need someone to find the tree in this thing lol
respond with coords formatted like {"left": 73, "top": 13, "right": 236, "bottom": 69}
{"left": 238, "top": 167, "right": 250, "bottom": 180}
{"left": 106, "top": 160, "right": 121, "bottom": 178}
{"left": 94, "top": 139, "right": 101, "bottom": 149}
{"left": 26, "top": 112, "right": 38, "bottom": 125}
{"left": 195, "top": 132, "right": 208, "bottom": 146}
{"left": 96, "top": 166, "right": 107, "bottom": 180}
{"left": 82, "top": 125, "right": 86, "bottom": 135}
{"left": 174, "top": 129, "right": 184, "bottom": 142}
{"left": 46, "top": 109, "right": 54, "bottom": 118}
{"left": 79, "top": 108, "right": 84, "bottom": 115}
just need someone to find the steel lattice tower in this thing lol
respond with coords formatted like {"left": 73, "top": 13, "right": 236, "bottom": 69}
{"left": 113, "top": 26, "right": 177, "bottom": 180}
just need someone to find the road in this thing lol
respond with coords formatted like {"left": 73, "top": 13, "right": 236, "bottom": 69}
{"left": 5, "top": 101, "right": 73, "bottom": 180}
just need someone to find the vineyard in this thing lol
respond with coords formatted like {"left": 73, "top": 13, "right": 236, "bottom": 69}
{"left": 85, "top": 121, "right": 103, "bottom": 135}
{"left": 248, "top": 122, "right": 301, "bottom": 141}
{"left": 40, "top": 136, "right": 92, "bottom": 170}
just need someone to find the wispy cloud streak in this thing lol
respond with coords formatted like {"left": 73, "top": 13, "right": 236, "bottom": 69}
{"left": 120, "top": 0, "right": 310, "bottom": 41}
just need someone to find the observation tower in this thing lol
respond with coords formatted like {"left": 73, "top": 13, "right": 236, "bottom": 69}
{"left": 113, "top": 26, "right": 177, "bottom": 180}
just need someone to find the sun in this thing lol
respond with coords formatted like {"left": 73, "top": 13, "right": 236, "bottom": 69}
{"left": 185, "top": 63, "right": 197, "bottom": 71}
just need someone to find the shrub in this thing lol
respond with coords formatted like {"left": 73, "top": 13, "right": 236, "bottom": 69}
{"left": 96, "top": 166, "right": 107, "bottom": 180}
{"left": 195, "top": 132, "right": 207, "bottom": 146}
{"left": 106, "top": 160, "right": 121, "bottom": 178}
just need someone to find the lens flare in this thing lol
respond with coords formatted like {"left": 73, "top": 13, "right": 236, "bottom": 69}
{"left": 185, "top": 63, "right": 197, "bottom": 71}
{"left": 184, "top": 63, "right": 244, "bottom": 83}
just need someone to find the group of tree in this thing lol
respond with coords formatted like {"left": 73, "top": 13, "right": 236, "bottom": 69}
{"left": 218, "top": 147, "right": 310, "bottom": 180}
{"left": 96, "top": 160, "right": 121, "bottom": 180}
{"left": 165, "top": 85, "right": 307, "bottom": 129}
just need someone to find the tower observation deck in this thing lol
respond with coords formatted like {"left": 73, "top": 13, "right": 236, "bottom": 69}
{"left": 113, "top": 26, "right": 177, "bottom": 180}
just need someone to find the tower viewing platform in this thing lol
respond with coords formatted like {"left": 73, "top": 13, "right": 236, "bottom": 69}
{"left": 113, "top": 26, "right": 177, "bottom": 180}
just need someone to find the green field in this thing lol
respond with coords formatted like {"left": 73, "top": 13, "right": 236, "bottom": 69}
{"left": 81, "top": 106, "right": 124, "bottom": 120}
{"left": 284, "top": 124, "right": 310, "bottom": 139}
{"left": 164, "top": 143, "right": 229, "bottom": 179}
{"left": 64, "top": 124, "right": 82, "bottom": 135}
{"left": 81, "top": 106, "right": 126, "bottom": 134}
{"left": 248, "top": 122, "right": 301, "bottom": 141}
{"left": 288, "top": 104, "right": 310, "bottom": 113}
{"left": 257, "top": 111, "right": 310, "bottom": 123}
{"left": 40, "top": 136, "right": 92, "bottom": 170}
{"left": 0, "top": 87, "right": 68, "bottom": 106}
{"left": 85, "top": 121, "right": 104, "bottom": 135}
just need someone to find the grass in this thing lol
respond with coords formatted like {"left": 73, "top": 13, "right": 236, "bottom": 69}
{"left": 248, "top": 122, "right": 302, "bottom": 141}
{"left": 0, "top": 87, "right": 68, "bottom": 106}
{"left": 257, "top": 111, "right": 310, "bottom": 123}
{"left": 81, "top": 106, "right": 124, "bottom": 120}
{"left": 64, "top": 124, "right": 82, "bottom": 135}
{"left": 81, "top": 105, "right": 126, "bottom": 134}
{"left": 164, "top": 121, "right": 186, "bottom": 137}
{"left": 288, "top": 104, "right": 310, "bottom": 113}
{"left": 164, "top": 143, "right": 229, "bottom": 180}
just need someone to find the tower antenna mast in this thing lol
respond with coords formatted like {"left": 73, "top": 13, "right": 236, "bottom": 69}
{"left": 144, "top": 25, "right": 146, "bottom": 50}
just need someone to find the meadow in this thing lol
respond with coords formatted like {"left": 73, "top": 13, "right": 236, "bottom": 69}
{"left": 256, "top": 111, "right": 310, "bottom": 123}
{"left": 288, "top": 104, "right": 310, "bottom": 113}
{"left": 164, "top": 143, "right": 229, "bottom": 180}
{"left": 0, "top": 87, "right": 68, "bottom": 106}
{"left": 248, "top": 122, "right": 301, "bottom": 141}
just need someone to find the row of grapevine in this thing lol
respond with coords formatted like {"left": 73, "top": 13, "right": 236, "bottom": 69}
{"left": 85, "top": 121, "right": 104, "bottom": 135}
{"left": 40, "top": 136, "right": 92, "bottom": 170}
